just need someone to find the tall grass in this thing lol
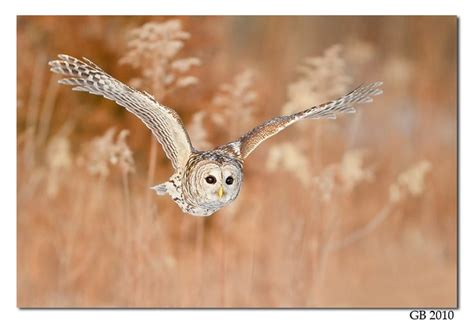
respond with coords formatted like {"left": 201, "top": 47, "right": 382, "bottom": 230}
{"left": 17, "top": 16, "right": 457, "bottom": 307}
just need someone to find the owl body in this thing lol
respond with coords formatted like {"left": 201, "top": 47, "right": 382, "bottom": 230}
{"left": 49, "top": 54, "right": 382, "bottom": 216}
{"left": 156, "top": 149, "right": 244, "bottom": 216}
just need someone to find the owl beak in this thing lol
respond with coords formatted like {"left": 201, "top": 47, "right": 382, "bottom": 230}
{"left": 217, "top": 186, "right": 225, "bottom": 199}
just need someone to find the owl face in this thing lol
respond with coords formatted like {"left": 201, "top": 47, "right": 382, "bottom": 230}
{"left": 183, "top": 154, "right": 243, "bottom": 211}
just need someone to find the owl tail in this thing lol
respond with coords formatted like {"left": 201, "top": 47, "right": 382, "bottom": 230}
{"left": 151, "top": 182, "right": 169, "bottom": 195}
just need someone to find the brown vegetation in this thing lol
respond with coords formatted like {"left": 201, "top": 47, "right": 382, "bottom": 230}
{"left": 17, "top": 16, "right": 457, "bottom": 307}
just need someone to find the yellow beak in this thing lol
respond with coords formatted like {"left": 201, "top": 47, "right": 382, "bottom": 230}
{"left": 217, "top": 186, "right": 224, "bottom": 199}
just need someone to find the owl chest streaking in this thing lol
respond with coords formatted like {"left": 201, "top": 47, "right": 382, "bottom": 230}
{"left": 49, "top": 54, "right": 383, "bottom": 216}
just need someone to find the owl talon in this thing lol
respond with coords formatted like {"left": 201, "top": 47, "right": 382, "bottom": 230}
{"left": 151, "top": 183, "right": 168, "bottom": 195}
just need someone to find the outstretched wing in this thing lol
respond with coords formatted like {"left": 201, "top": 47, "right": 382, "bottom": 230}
{"left": 49, "top": 54, "right": 194, "bottom": 170}
{"left": 227, "top": 82, "right": 383, "bottom": 159}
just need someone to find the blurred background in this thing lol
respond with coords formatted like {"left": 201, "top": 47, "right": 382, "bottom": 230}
{"left": 17, "top": 16, "right": 457, "bottom": 307}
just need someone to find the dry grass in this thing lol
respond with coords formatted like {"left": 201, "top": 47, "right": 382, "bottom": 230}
{"left": 17, "top": 16, "right": 457, "bottom": 308}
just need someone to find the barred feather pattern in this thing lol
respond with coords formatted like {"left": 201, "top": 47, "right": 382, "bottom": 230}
{"left": 49, "top": 54, "right": 383, "bottom": 216}
{"left": 49, "top": 54, "right": 194, "bottom": 171}
{"left": 231, "top": 82, "right": 383, "bottom": 159}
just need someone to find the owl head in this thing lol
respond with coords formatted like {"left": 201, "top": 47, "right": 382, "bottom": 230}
{"left": 183, "top": 152, "right": 243, "bottom": 210}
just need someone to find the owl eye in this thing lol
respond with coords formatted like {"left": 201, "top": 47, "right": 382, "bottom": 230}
{"left": 205, "top": 175, "right": 217, "bottom": 184}
{"left": 225, "top": 176, "right": 234, "bottom": 185}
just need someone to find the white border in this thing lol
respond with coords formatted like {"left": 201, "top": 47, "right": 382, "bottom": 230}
{"left": 4, "top": 0, "right": 473, "bottom": 322}
{"left": 16, "top": 0, "right": 462, "bottom": 15}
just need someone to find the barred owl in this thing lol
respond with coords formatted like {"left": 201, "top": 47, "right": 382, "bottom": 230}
{"left": 49, "top": 54, "right": 383, "bottom": 216}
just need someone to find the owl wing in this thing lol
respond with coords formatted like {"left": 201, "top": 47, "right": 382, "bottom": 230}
{"left": 49, "top": 54, "right": 194, "bottom": 170}
{"left": 227, "top": 82, "right": 383, "bottom": 159}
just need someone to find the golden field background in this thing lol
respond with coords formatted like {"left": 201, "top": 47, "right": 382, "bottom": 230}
{"left": 17, "top": 16, "right": 457, "bottom": 307}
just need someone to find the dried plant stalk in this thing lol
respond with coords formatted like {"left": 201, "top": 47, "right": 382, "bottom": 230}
{"left": 45, "top": 127, "right": 73, "bottom": 198}
{"left": 211, "top": 69, "right": 258, "bottom": 139}
{"left": 120, "top": 19, "right": 200, "bottom": 216}
{"left": 23, "top": 53, "right": 47, "bottom": 170}
{"left": 37, "top": 75, "right": 60, "bottom": 150}
{"left": 266, "top": 143, "right": 311, "bottom": 186}
{"left": 79, "top": 127, "right": 136, "bottom": 179}
{"left": 187, "top": 111, "right": 212, "bottom": 150}
{"left": 282, "top": 44, "right": 352, "bottom": 116}
{"left": 120, "top": 20, "right": 200, "bottom": 98}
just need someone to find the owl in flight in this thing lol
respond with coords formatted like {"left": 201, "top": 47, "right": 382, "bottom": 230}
{"left": 49, "top": 54, "right": 382, "bottom": 216}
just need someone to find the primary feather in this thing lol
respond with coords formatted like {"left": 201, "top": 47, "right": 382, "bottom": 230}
{"left": 49, "top": 54, "right": 194, "bottom": 171}
{"left": 226, "top": 82, "right": 383, "bottom": 159}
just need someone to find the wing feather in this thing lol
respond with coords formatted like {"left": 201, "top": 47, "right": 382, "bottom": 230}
{"left": 49, "top": 54, "right": 194, "bottom": 170}
{"left": 231, "top": 82, "right": 383, "bottom": 159}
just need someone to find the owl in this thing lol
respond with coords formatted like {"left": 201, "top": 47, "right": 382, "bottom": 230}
{"left": 49, "top": 54, "right": 383, "bottom": 216}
